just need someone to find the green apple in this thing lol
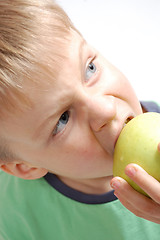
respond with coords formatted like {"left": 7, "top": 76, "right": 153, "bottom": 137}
{"left": 113, "top": 112, "right": 160, "bottom": 196}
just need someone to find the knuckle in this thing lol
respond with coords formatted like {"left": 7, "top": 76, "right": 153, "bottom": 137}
{"left": 145, "top": 204, "right": 155, "bottom": 215}
{"left": 141, "top": 200, "right": 159, "bottom": 217}
{"left": 136, "top": 201, "right": 153, "bottom": 216}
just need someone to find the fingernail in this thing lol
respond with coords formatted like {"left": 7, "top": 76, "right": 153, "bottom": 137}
{"left": 126, "top": 166, "right": 136, "bottom": 177}
{"left": 111, "top": 179, "right": 121, "bottom": 190}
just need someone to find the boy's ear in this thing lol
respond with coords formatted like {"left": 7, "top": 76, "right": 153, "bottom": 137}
{"left": 0, "top": 162, "right": 48, "bottom": 180}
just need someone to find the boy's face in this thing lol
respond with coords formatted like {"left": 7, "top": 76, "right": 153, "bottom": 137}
{"left": 1, "top": 31, "right": 142, "bottom": 188}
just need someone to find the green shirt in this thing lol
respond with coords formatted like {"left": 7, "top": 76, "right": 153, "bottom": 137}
{"left": 0, "top": 170, "right": 160, "bottom": 240}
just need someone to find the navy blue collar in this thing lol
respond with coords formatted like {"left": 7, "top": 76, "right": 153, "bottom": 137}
{"left": 44, "top": 173, "right": 117, "bottom": 204}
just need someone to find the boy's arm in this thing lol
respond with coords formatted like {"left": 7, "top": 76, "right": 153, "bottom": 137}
{"left": 111, "top": 144, "right": 160, "bottom": 224}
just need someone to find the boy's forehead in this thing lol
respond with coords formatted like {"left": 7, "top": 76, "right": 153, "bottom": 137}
{"left": 31, "top": 30, "right": 85, "bottom": 82}
{"left": 28, "top": 30, "right": 86, "bottom": 89}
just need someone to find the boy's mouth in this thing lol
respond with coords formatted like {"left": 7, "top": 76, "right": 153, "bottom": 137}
{"left": 123, "top": 117, "right": 133, "bottom": 128}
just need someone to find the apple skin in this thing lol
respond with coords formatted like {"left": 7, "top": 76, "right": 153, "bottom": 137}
{"left": 113, "top": 112, "right": 160, "bottom": 196}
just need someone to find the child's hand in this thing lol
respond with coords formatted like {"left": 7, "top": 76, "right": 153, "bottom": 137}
{"left": 110, "top": 163, "right": 160, "bottom": 224}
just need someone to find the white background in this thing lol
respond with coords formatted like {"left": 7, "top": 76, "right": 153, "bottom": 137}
{"left": 57, "top": 0, "right": 160, "bottom": 103}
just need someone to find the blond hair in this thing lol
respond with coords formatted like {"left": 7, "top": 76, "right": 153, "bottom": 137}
{"left": 0, "top": 0, "right": 78, "bottom": 115}
{"left": 0, "top": 0, "right": 79, "bottom": 161}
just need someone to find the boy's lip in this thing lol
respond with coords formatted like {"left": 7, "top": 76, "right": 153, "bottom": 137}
{"left": 114, "top": 115, "right": 134, "bottom": 149}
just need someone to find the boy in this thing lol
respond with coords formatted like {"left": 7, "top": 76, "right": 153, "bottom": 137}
{"left": 0, "top": 0, "right": 160, "bottom": 239}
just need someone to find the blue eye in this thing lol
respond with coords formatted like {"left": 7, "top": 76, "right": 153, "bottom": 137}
{"left": 53, "top": 111, "right": 70, "bottom": 135}
{"left": 85, "top": 61, "right": 97, "bottom": 80}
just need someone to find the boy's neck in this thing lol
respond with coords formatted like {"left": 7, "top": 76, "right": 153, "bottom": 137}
{"left": 58, "top": 175, "right": 113, "bottom": 194}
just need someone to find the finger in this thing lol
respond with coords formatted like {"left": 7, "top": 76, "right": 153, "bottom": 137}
{"left": 125, "top": 163, "right": 160, "bottom": 204}
{"left": 111, "top": 177, "right": 160, "bottom": 219}
{"left": 114, "top": 191, "right": 160, "bottom": 224}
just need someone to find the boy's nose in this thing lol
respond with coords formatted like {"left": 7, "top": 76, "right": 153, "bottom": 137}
{"left": 87, "top": 95, "right": 116, "bottom": 132}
